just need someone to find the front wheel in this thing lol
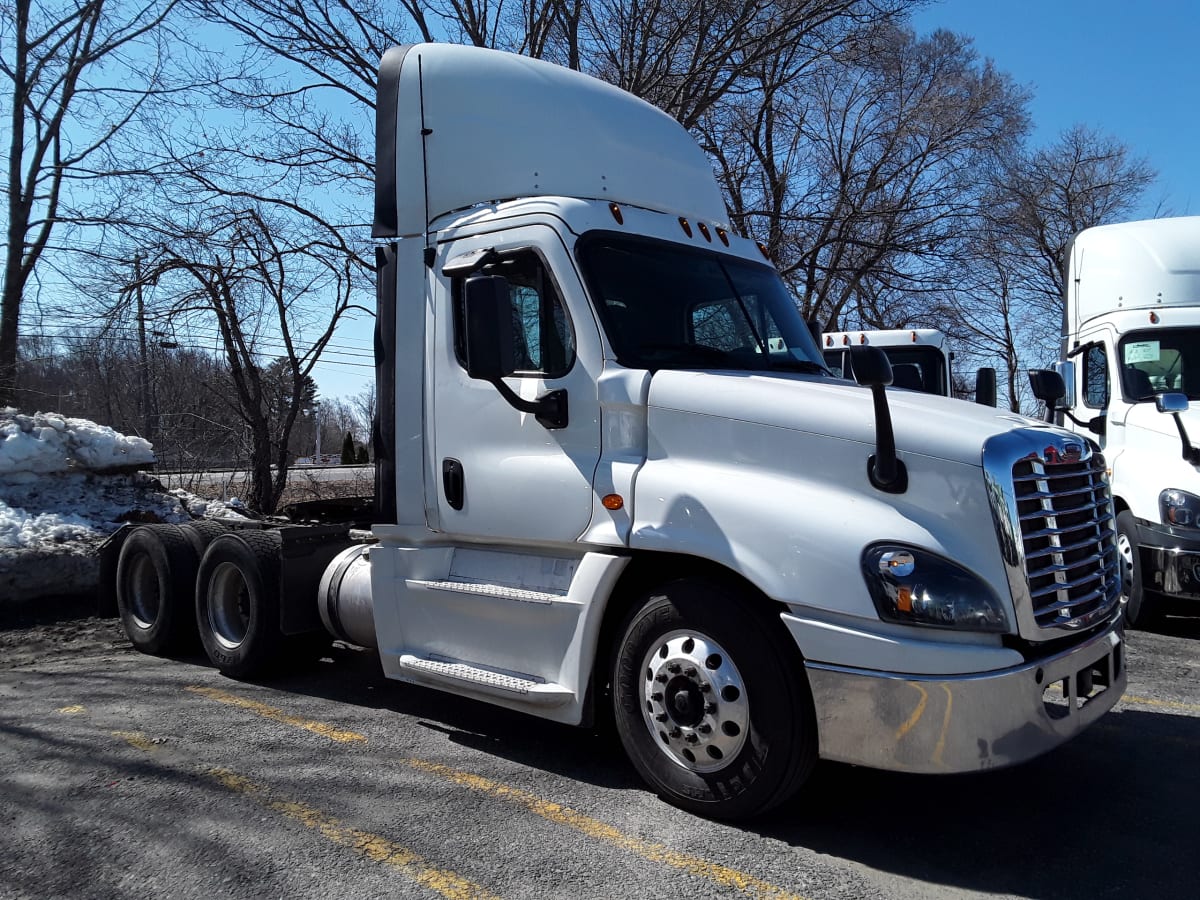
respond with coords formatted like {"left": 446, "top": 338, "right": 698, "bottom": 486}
{"left": 1118, "top": 510, "right": 1160, "bottom": 628}
{"left": 611, "top": 578, "right": 817, "bottom": 819}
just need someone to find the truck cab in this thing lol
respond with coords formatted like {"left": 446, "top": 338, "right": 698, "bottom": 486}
{"left": 822, "top": 328, "right": 952, "bottom": 395}
{"left": 1051, "top": 217, "right": 1200, "bottom": 626}
{"left": 109, "top": 42, "right": 1126, "bottom": 821}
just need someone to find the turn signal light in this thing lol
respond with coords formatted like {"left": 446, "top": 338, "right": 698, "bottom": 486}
{"left": 602, "top": 494, "right": 624, "bottom": 510}
{"left": 609, "top": 202, "right": 623, "bottom": 225}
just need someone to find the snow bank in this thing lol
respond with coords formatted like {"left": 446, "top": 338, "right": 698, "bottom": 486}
{"left": 0, "top": 408, "right": 155, "bottom": 476}
{"left": 0, "top": 410, "right": 245, "bottom": 604}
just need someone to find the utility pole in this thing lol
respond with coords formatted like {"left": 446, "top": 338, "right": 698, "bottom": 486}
{"left": 134, "top": 254, "right": 154, "bottom": 445}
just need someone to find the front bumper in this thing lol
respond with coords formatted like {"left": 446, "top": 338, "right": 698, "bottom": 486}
{"left": 805, "top": 617, "right": 1124, "bottom": 773}
{"left": 1137, "top": 519, "right": 1200, "bottom": 601}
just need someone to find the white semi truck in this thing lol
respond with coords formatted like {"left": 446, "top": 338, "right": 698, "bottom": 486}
{"left": 1034, "top": 216, "right": 1200, "bottom": 628}
{"left": 105, "top": 43, "right": 1125, "bottom": 819}
{"left": 822, "top": 328, "right": 998, "bottom": 405}
{"left": 822, "top": 329, "right": 952, "bottom": 395}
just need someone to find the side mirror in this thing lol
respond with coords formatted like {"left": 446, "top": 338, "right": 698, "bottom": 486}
{"left": 463, "top": 275, "right": 515, "bottom": 381}
{"left": 1054, "top": 360, "right": 1077, "bottom": 409}
{"left": 1156, "top": 392, "right": 1189, "bottom": 415}
{"left": 848, "top": 347, "right": 906, "bottom": 494}
{"left": 1028, "top": 369, "right": 1066, "bottom": 408}
{"left": 461, "top": 274, "right": 569, "bottom": 429}
{"left": 848, "top": 345, "right": 893, "bottom": 387}
{"left": 1156, "top": 393, "right": 1199, "bottom": 464}
{"left": 974, "top": 367, "right": 997, "bottom": 407}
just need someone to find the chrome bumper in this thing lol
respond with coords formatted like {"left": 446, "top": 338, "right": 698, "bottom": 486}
{"left": 805, "top": 618, "right": 1125, "bottom": 773}
{"left": 1145, "top": 544, "right": 1200, "bottom": 601}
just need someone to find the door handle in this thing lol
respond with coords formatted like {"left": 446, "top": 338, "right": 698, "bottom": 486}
{"left": 442, "top": 458, "right": 464, "bottom": 510}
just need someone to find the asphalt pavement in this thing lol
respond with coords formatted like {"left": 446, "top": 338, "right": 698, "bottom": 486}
{"left": 1, "top": 610, "right": 1198, "bottom": 900}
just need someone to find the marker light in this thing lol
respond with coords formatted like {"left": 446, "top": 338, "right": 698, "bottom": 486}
{"left": 609, "top": 202, "right": 623, "bottom": 225}
{"left": 716, "top": 227, "right": 729, "bottom": 246}
{"left": 756, "top": 241, "right": 770, "bottom": 260}
{"left": 911, "top": 331, "right": 918, "bottom": 342}
{"left": 825, "top": 336, "right": 833, "bottom": 346}
{"left": 679, "top": 217, "right": 693, "bottom": 237}
{"left": 602, "top": 494, "right": 624, "bottom": 510}
{"left": 859, "top": 333, "right": 868, "bottom": 344}
{"left": 1150, "top": 312, "right": 1160, "bottom": 324}
{"left": 697, "top": 222, "right": 712, "bottom": 242}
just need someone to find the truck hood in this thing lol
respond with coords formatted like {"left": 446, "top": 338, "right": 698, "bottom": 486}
{"left": 1118, "top": 400, "right": 1200, "bottom": 441}
{"left": 647, "top": 370, "right": 1055, "bottom": 467}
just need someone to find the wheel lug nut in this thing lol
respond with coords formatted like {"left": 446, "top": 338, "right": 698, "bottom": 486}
{"left": 698, "top": 723, "right": 712, "bottom": 734}
{"left": 684, "top": 666, "right": 697, "bottom": 677}
{"left": 699, "top": 683, "right": 711, "bottom": 693}
{"left": 667, "top": 663, "right": 681, "bottom": 674}
{"left": 705, "top": 702, "right": 717, "bottom": 714}
{"left": 655, "top": 673, "right": 669, "bottom": 683}
{"left": 669, "top": 728, "right": 681, "bottom": 739}
{"left": 650, "top": 692, "right": 663, "bottom": 701}
{"left": 685, "top": 733, "right": 699, "bottom": 744}
{"left": 655, "top": 713, "right": 668, "bottom": 722}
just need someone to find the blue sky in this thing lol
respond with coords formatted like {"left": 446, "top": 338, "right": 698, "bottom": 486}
{"left": 911, "top": 0, "right": 1198, "bottom": 217}
{"left": 320, "top": 2, "right": 1200, "bottom": 400}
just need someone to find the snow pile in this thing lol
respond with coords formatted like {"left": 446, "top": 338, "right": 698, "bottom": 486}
{"left": 0, "top": 408, "right": 155, "bottom": 476}
{"left": 0, "top": 410, "right": 246, "bottom": 603}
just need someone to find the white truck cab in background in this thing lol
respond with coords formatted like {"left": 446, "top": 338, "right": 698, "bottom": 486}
{"left": 822, "top": 328, "right": 998, "bottom": 405}
{"left": 111, "top": 43, "right": 1125, "bottom": 821}
{"left": 822, "top": 328, "right": 952, "bottom": 395}
{"left": 1047, "top": 217, "right": 1200, "bottom": 626}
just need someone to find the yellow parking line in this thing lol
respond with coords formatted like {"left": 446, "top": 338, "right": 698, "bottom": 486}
{"left": 1122, "top": 693, "right": 1200, "bottom": 715}
{"left": 57, "top": 705, "right": 85, "bottom": 715}
{"left": 403, "top": 758, "right": 807, "bottom": 900}
{"left": 208, "top": 768, "right": 498, "bottom": 900}
{"left": 894, "top": 684, "right": 927, "bottom": 740}
{"left": 185, "top": 685, "right": 805, "bottom": 899}
{"left": 185, "top": 685, "right": 366, "bottom": 743}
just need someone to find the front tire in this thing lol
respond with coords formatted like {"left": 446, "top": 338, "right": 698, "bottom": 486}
{"left": 612, "top": 578, "right": 817, "bottom": 819}
{"left": 1118, "top": 510, "right": 1160, "bottom": 628}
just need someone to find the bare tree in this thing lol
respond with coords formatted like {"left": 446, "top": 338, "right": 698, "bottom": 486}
{"left": 711, "top": 24, "right": 1029, "bottom": 332}
{"left": 1, "top": 0, "right": 178, "bottom": 405}
{"left": 131, "top": 204, "right": 360, "bottom": 513}
{"left": 987, "top": 124, "right": 1157, "bottom": 318}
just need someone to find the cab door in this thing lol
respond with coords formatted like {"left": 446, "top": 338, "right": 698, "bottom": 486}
{"left": 429, "top": 225, "right": 602, "bottom": 543}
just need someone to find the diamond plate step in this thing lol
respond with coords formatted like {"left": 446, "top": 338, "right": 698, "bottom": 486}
{"left": 408, "top": 578, "right": 566, "bottom": 605}
{"left": 397, "top": 655, "right": 572, "bottom": 705}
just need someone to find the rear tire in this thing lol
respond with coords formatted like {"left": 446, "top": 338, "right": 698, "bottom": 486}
{"left": 180, "top": 519, "right": 235, "bottom": 557}
{"left": 611, "top": 578, "right": 817, "bottom": 819}
{"left": 115, "top": 524, "right": 201, "bottom": 656}
{"left": 196, "top": 531, "right": 284, "bottom": 678}
{"left": 1118, "top": 510, "right": 1161, "bottom": 628}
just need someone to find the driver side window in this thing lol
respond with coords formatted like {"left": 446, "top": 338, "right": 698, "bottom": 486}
{"left": 1083, "top": 344, "right": 1109, "bottom": 408}
{"left": 452, "top": 249, "right": 575, "bottom": 378}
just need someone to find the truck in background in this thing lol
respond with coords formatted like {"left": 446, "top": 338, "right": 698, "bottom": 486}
{"left": 822, "top": 328, "right": 997, "bottom": 406}
{"left": 1033, "top": 216, "right": 1200, "bottom": 627}
{"left": 104, "top": 43, "right": 1124, "bottom": 819}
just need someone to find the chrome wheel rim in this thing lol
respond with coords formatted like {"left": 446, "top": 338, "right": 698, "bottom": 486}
{"left": 1117, "top": 530, "right": 1135, "bottom": 604}
{"left": 208, "top": 562, "right": 251, "bottom": 650}
{"left": 639, "top": 630, "right": 749, "bottom": 772}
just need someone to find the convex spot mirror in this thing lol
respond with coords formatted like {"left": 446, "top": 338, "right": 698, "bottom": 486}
{"left": 848, "top": 346, "right": 893, "bottom": 386}
{"left": 1157, "top": 392, "right": 1190, "bottom": 415}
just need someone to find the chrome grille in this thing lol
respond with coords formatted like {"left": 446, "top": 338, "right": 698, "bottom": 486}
{"left": 1012, "top": 451, "right": 1119, "bottom": 631}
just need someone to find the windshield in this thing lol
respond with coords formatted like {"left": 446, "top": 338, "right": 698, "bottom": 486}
{"left": 823, "top": 345, "right": 948, "bottom": 394}
{"left": 576, "top": 234, "right": 828, "bottom": 373}
{"left": 1119, "top": 328, "right": 1200, "bottom": 401}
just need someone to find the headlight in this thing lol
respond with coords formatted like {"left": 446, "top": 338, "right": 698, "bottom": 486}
{"left": 862, "top": 544, "right": 1010, "bottom": 632}
{"left": 1160, "top": 489, "right": 1200, "bottom": 529}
